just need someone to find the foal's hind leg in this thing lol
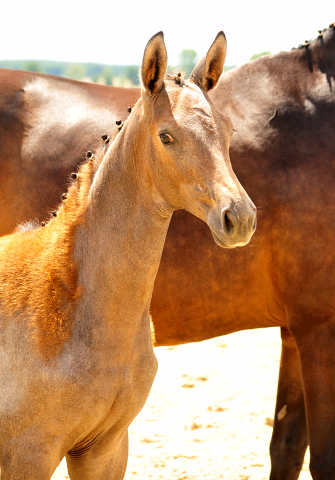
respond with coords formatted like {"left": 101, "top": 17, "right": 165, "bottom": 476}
{"left": 66, "top": 430, "right": 128, "bottom": 480}
{"left": 269, "top": 327, "right": 308, "bottom": 480}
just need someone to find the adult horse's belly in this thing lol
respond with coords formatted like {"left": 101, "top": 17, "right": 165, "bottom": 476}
{"left": 151, "top": 209, "right": 285, "bottom": 346}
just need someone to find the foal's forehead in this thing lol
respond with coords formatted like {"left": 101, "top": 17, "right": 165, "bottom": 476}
{"left": 164, "top": 81, "right": 213, "bottom": 122}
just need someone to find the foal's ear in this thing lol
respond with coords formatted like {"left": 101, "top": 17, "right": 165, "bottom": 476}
{"left": 190, "top": 31, "right": 227, "bottom": 92}
{"left": 141, "top": 31, "right": 168, "bottom": 95}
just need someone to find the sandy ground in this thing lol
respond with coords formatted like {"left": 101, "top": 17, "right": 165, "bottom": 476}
{"left": 52, "top": 327, "right": 311, "bottom": 480}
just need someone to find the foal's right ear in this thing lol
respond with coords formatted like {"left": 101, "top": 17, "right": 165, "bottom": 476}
{"left": 190, "top": 31, "right": 227, "bottom": 92}
{"left": 141, "top": 32, "right": 168, "bottom": 96}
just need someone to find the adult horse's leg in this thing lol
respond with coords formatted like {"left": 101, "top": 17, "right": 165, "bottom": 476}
{"left": 291, "top": 318, "right": 335, "bottom": 480}
{"left": 269, "top": 327, "right": 308, "bottom": 480}
{"left": 66, "top": 430, "right": 128, "bottom": 480}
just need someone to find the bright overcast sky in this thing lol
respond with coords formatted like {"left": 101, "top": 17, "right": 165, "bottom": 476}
{"left": 1, "top": 0, "right": 334, "bottom": 67}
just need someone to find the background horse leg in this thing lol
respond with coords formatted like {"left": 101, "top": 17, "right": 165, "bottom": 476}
{"left": 269, "top": 327, "right": 308, "bottom": 480}
{"left": 66, "top": 430, "right": 128, "bottom": 480}
{"left": 292, "top": 319, "right": 335, "bottom": 480}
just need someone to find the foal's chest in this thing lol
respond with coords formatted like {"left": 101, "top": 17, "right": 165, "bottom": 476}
{"left": 61, "top": 342, "right": 158, "bottom": 430}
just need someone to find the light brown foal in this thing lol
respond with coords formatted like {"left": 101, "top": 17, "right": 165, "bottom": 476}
{"left": 0, "top": 32, "right": 256, "bottom": 479}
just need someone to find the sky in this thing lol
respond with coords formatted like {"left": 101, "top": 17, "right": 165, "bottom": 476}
{"left": 1, "top": 0, "right": 334, "bottom": 68}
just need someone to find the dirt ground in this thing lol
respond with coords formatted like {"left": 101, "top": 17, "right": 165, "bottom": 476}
{"left": 52, "top": 327, "right": 310, "bottom": 480}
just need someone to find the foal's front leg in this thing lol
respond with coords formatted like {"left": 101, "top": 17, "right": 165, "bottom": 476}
{"left": 0, "top": 436, "right": 62, "bottom": 480}
{"left": 0, "top": 459, "right": 56, "bottom": 480}
{"left": 66, "top": 430, "right": 129, "bottom": 480}
{"left": 269, "top": 327, "right": 308, "bottom": 480}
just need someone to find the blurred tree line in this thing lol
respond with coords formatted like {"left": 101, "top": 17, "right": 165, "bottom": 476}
{"left": 0, "top": 50, "right": 269, "bottom": 86}
{"left": 0, "top": 59, "right": 139, "bottom": 86}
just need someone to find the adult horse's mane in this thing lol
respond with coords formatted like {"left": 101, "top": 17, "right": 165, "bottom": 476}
{"left": 293, "top": 23, "right": 335, "bottom": 83}
{"left": 294, "top": 22, "right": 334, "bottom": 50}
{"left": 274, "top": 23, "right": 334, "bottom": 78}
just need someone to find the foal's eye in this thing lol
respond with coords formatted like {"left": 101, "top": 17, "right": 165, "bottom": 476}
{"left": 159, "top": 133, "right": 174, "bottom": 145}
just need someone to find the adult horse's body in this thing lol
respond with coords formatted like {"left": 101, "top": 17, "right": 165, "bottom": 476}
{"left": 210, "top": 25, "right": 335, "bottom": 480}
{"left": 0, "top": 24, "right": 335, "bottom": 480}
{"left": 0, "top": 32, "right": 256, "bottom": 479}
{"left": 0, "top": 68, "right": 139, "bottom": 236}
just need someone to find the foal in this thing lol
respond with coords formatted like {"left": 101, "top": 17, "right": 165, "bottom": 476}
{"left": 0, "top": 32, "right": 256, "bottom": 479}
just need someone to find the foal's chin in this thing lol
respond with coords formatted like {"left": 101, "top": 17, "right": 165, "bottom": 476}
{"left": 210, "top": 229, "right": 251, "bottom": 249}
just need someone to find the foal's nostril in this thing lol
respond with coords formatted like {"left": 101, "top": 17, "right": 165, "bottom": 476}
{"left": 252, "top": 208, "right": 257, "bottom": 233}
{"left": 223, "top": 210, "right": 236, "bottom": 236}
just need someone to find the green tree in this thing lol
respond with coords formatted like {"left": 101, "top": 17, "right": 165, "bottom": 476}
{"left": 124, "top": 66, "right": 139, "bottom": 86}
{"left": 178, "top": 49, "right": 198, "bottom": 76}
{"left": 64, "top": 64, "right": 87, "bottom": 80}
{"left": 103, "top": 67, "right": 113, "bottom": 86}
{"left": 91, "top": 72, "right": 100, "bottom": 83}
{"left": 250, "top": 51, "right": 271, "bottom": 61}
{"left": 23, "top": 60, "right": 42, "bottom": 73}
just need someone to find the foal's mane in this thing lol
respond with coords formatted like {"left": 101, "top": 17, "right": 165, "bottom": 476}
{"left": 33, "top": 148, "right": 109, "bottom": 358}
{"left": 51, "top": 148, "right": 101, "bottom": 226}
{"left": 0, "top": 147, "right": 107, "bottom": 360}
{"left": 165, "top": 72, "right": 187, "bottom": 87}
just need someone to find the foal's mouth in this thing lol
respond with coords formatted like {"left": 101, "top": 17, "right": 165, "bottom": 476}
{"left": 210, "top": 230, "right": 235, "bottom": 249}
{"left": 210, "top": 224, "right": 255, "bottom": 249}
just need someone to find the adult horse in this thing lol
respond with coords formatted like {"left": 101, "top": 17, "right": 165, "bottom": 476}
{"left": 0, "top": 31, "right": 256, "bottom": 479}
{"left": 0, "top": 24, "right": 334, "bottom": 480}
{"left": 152, "top": 25, "right": 335, "bottom": 480}
{"left": 152, "top": 24, "right": 335, "bottom": 480}
{"left": 0, "top": 67, "right": 139, "bottom": 236}
{"left": 209, "top": 23, "right": 335, "bottom": 480}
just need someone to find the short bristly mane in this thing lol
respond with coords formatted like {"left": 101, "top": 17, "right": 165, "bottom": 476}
{"left": 165, "top": 72, "right": 187, "bottom": 86}
{"left": 0, "top": 148, "right": 104, "bottom": 359}
{"left": 293, "top": 22, "right": 335, "bottom": 50}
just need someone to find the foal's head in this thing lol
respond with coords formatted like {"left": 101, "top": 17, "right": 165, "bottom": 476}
{"left": 136, "top": 32, "right": 256, "bottom": 248}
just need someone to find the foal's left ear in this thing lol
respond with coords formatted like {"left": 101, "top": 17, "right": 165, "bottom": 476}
{"left": 141, "top": 31, "right": 168, "bottom": 96}
{"left": 190, "top": 31, "right": 227, "bottom": 92}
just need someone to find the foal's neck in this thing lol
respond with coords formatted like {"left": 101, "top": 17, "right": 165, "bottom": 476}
{"left": 74, "top": 117, "right": 172, "bottom": 337}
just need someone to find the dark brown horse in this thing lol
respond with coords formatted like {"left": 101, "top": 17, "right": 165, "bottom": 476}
{"left": 208, "top": 24, "right": 335, "bottom": 480}
{"left": 1, "top": 24, "right": 335, "bottom": 479}
{"left": 0, "top": 68, "right": 139, "bottom": 236}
